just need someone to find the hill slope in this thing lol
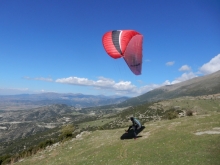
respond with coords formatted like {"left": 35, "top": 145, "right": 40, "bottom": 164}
{"left": 120, "top": 70, "right": 220, "bottom": 106}
{"left": 14, "top": 112, "right": 220, "bottom": 165}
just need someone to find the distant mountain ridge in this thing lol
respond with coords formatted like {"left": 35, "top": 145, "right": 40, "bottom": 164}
{"left": 119, "top": 70, "right": 220, "bottom": 106}
{"left": 0, "top": 93, "right": 129, "bottom": 110}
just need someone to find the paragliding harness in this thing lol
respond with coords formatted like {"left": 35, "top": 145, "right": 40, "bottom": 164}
{"left": 127, "top": 117, "right": 142, "bottom": 138}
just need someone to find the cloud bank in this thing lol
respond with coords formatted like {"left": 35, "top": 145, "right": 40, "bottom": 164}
{"left": 199, "top": 54, "right": 220, "bottom": 75}
{"left": 56, "top": 77, "right": 140, "bottom": 95}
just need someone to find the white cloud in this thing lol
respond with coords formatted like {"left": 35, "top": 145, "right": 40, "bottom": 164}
{"left": 113, "top": 81, "right": 136, "bottom": 91}
{"left": 179, "top": 65, "right": 191, "bottom": 71}
{"left": 166, "top": 61, "right": 175, "bottom": 66}
{"left": 56, "top": 76, "right": 135, "bottom": 90}
{"left": 162, "top": 80, "right": 172, "bottom": 86}
{"left": 55, "top": 76, "right": 166, "bottom": 96}
{"left": 114, "top": 82, "right": 167, "bottom": 96}
{"left": 56, "top": 77, "right": 94, "bottom": 86}
{"left": 95, "top": 77, "right": 116, "bottom": 87}
{"left": 55, "top": 77, "right": 116, "bottom": 88}
{"left": 24, "top": 76, "right": 53, "bottom": 82}
{"left": 171, "top": 72, "right": 197, "bottom": 84}
{"left": 199, "top": 54, "right": 220, "bottom": 75}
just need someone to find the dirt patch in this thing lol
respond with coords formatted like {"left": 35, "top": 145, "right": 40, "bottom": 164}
{"left": 171, "top": 122, "right": 181, "bottom": 125}
{"left": 75, "top": 131, "right": 90, "bottom": 139}
{"left": 140, "top": 131, "right": 150, "bottom": 139}
{"left": 194, "top": 127, "right": 220, "bottom": 135}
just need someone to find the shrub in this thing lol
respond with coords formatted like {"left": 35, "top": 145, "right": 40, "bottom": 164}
{"left": 38, "top": 139, "right": 54, "bottom": 149}
{"left": 0, "top": 155, "right": 11, "bottom": 165}
{"left": 186, "top": 110, "right": 193, "bottom": 116}
{"left": 1, "top": 158, "right": 11, "bottom": 165}
{"left": 164, "top": 111, "right": 178, "bottom": 120}
{"left": 59, "top": 124, "right": 75, "bottom": 140}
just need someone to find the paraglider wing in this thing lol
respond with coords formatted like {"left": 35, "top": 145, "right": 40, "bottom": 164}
{"left": 102, "top": 30, "right": 143, "bottom": 75}
{"left": 102, "top": 30, "right": 123, "bottom": 59}
{"left": 123, "top": 34, "right": 143, "bottom": 75}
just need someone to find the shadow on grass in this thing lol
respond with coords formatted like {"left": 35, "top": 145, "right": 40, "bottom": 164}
{"left": 120, "top": 126, "right": 145, "bottom": 140}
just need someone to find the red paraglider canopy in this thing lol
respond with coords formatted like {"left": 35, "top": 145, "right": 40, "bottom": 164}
{"left": 102, "top": 30, "right": 143, "bottom": 75}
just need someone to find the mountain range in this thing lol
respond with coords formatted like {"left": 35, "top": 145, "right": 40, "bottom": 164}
{"left": 0, "top": 93, "right": 129, "bottom": 110}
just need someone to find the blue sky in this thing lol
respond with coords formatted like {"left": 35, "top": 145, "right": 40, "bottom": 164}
{"left": 0, "top": 0, "right": 220, "bottom": 96}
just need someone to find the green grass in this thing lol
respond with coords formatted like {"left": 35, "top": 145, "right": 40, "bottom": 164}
{"left": 78, "top": 118, "right": 116, "bottom": 128}
{"left": 153, "top": 97, "right": 220, "bottom": 114}
{"left": 14, "top": 112, "right": 220, "bottom": 165}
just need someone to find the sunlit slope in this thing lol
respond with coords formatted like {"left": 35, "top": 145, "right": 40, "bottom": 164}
{"left": 119, "top": 70, "right": 220, "bottom": 106}
{"left": 16, "top": 113, "right": 220, "bottom": 165}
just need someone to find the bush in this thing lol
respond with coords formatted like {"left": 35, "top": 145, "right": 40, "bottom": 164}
{"left": 164, "top": 111, "right": 178, "bottom": 120}
{"left": 2, "top": 158, "right": 11, "bottom": 165}
{"left": 0, "top": 155, "right": 11, "bottom": 165}
{"left": 38, "top": 139, "right": 54, "bottom": 149}
{"left": 186, "top": 110, "right": 193, "bottom": 116}
{"left": 59, "top": 124, "right": 75, "bottom": 140}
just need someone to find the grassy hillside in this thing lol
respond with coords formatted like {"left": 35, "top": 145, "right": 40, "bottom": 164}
{"left": 103, "top": 94, "right": 220, "bottom": 123}
{"left": 13, "top": 111, "right": 220, "bottom": 165}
